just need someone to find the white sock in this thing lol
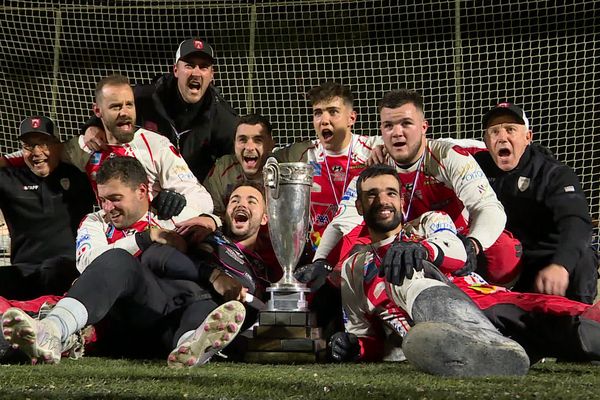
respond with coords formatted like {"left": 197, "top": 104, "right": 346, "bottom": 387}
{"left": 45, "top": 297, "right": 89, "bottom": 342}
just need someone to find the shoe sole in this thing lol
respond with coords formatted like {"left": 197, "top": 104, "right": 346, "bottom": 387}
{"left": 167, "top": 300, "right": 246, "bottom": 368}
{"left": 1, "top": 308, "right": 60, "bottom": 364}
{"left": 402, "top": 321, "right": 530, "bottom": 377}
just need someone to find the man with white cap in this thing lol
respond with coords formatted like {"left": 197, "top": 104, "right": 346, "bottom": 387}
{"left": 0, "top": 116, "right": 94, "bottom": 299}
{"left": 82, "top": 38, "right": 238, "bottom": 182}
{"left": 475, "top": 102, "right": 598, "bottom": 303}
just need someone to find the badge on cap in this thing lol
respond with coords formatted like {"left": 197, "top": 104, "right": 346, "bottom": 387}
{"left": 193, "top": 40, "right": 204, "bottom": 49}
{"left": 31, "top": 118, "right": 41, "bottom": 129}
{"left": 497, "top": 102, "right": 510, "bottom": 108}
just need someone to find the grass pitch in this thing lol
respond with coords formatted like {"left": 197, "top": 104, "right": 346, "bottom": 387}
{"left": 0, "top": 358, "right": 597, "bottom": 399}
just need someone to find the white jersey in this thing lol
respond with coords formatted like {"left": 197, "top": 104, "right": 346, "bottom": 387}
{"left": 341, "top": 211, "right": 467, "bottom": 359}
{"left": 63, "top": 128, "right": 214, "bottom": 223}
{"left": 75, "top": 210, "right": 173, "bottom": 273}
{"left": 316, "top": 138, "right": 505, "bottom": 260}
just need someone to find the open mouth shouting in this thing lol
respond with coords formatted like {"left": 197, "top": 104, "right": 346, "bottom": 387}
{"left": 232, "top": 208, "right": 250, "bottom": 229}
{"left": 242, "top": 152, "right": 260, "bottom": 171}
{"left": 497, "top": 147, "right": 512, "bottom": 159}
{"left": 116, "top": 118, "right": 134, "bottom": 133}
{"left": 391, "top": 139, "right": 407, "bottom": 151}
{"left": 187, "top": 78, "right": 203, "bottom": 93}
{"left": 320, "top": 128, "right": 334, "bottom": 142}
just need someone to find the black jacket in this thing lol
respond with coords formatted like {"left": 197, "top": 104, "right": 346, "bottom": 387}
{"left": 475, "top": 144, "right": 595, "bottom": 274}
{"left": 0, "top": 163, "right": 95, "bottom": 264}
{"left": 85, "top": 74, "right": 238, "bottom": 182}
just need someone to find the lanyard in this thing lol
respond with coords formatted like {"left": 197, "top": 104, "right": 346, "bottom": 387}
{"left": 399, "top": 152, "right": 424, "bottom": 223}
{"left": 322, "top": 136, "right": 355, "bottom": 208}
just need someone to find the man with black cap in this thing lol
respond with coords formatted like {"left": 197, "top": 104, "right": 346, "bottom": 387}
{"left": 82, "top": 38, "right": 238, "bottom": 182}
{"left": 0, "top": 116, "right": 94, "bottom": 299}
{"left": 474, "top": 102, "right": 598, "bottom": 304}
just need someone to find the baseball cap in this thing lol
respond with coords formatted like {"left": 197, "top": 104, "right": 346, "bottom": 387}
{"left": 174, "top": 38, "right": 214, "bottom": 64}
{"left": 19, "top": 116, "right": 56, "bottom": 139}
{"left": 482, "top": 102, "right": 530, "bottom": 130}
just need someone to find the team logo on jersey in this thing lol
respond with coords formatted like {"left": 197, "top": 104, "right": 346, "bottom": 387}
{"left": 564, "top": 185, "right": 575, "bottom": 192}
{"left": 60, "top": 178, "right": 70, "bottom": 191}
{"left": 23, "top": 185, "right": 38, "bottom": 190}
{"left": 90, "top": 152, "right": 102, "bottom": 165}
{"left": 331, "top": 165, "right": 343, "bottom": 172}
{"left": 517, "top": 176, "right": 530, "bottom": 192}
{"left": 105, "top": 225, "right": 116, "bottom": 239}
{"left": 314, "top": 213, "right": 329, "bottom": 226}
{"left": 310, "top": 161, "right": 322, "bottom": 176}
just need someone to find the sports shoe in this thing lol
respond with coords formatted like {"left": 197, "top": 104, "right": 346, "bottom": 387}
{"left": 402, "top": 321, "right": 530, "bottom": 377}
{"left": 167, "top": 300, "right": 246, "bottom": 368}
{"left": 1, "top": 308, "right": 62, "bottom": 364}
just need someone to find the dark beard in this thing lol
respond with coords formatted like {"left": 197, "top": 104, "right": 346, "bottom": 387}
{"left": 363, "top": 205, "right": 402, "bottom": 234}
{"left": 112, "top": 129, "right": 135, "bottom": 144}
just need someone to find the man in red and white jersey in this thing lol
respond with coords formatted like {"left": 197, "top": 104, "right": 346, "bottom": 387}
{"left": 331, "top": 164, "right": 600, "bottom": 375}
{"left": 2, "top": 74, "right": 217, "bottom": 229}
{"left": 274, "top": 81, "right": 383, "bottom": 250}
{"left": 304, "top": 89, "right": 521, "bottom": 287}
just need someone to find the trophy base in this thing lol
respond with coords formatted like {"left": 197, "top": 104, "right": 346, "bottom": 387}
{"left": 266, "top": 284, "right": 310, "bottom": 311}
{"left": 244, "top": 310, "right": 326, "bottom": 364}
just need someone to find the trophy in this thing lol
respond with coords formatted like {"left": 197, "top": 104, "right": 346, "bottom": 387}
{"left": 244, "top": 157, "right": 325, "bottom": 363}
{"left": 263, "top": 157, "right": 313, "bottom": 311}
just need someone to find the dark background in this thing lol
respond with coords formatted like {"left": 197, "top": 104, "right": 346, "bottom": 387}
{"left": 0, "top": 0, "right": 598, "bottom": 221}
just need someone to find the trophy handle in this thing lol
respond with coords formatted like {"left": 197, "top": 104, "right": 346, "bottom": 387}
{"left": 264, "top": 157, "right": 280, "bottom": 199}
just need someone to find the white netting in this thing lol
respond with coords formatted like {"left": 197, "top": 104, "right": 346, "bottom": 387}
{"left": 0, "top": 0, "right": 598, "bottom": 255}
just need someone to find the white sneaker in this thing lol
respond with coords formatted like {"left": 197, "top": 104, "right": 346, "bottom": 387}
{"left": 168, "top": 301, "right": 246, "bottom": 368}
{"left": 1, "top": 308, "right": 62, "bottom": 364}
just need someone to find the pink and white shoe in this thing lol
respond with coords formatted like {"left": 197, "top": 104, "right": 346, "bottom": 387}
{"left": 167, "top": 300, "right": 245, "bottom": 368}
{"left": 1, "top": 307, "right": 62, "bottom": 365}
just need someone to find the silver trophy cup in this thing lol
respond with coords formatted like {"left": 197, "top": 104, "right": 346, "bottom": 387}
{"left": 263, "top": 157, "right": 313, "bottom": 311}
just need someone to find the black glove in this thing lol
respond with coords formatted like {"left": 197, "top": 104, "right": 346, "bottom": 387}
{"left": 454, "top": 234, "right": 479, "bottom": 276}
{"left": 379, "top": 241, "right": 428, "bottom": 286}
{"left": 329, "top": 332, "right": 360, "bottom": 362}
{"left": 151, "top": 189, "right": 186, "bottom": 220}
{"left": 293, "top": 258, "right": 333, "bottom": 292}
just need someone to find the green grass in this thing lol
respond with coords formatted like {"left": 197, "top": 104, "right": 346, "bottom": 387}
{"left": 0, "top": 358, "right": 598, "bottom": 399}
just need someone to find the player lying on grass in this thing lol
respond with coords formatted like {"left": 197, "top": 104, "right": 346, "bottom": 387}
{"left": 329, "top": 164, "right": 600, "bottom": 376}
{"left": 1, "top": 156, "right": 246, "bottom": 367}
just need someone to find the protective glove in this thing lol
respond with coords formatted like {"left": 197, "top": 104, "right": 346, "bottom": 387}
{"left": 152, "top": 189, "right": 186, "bottom": 220}
{"left": 453, "top": 234, "right": 479, "bottom": 276}
{"left": 379, "top": 241, "right": 428, "bottom": 286}
{"left": 292, "top": 258, "right": 333, "bottom": 292}
{"left": 329, "top": 332, "right": 360, "bottom": 362}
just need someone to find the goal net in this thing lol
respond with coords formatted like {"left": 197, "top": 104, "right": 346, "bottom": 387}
{"left": 0, "top": 0, "right": 598, "bottom": 258}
